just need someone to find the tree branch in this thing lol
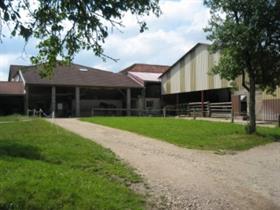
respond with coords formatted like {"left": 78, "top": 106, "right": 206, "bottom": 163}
{"left": 242, "top": 69, "right": 250, "bottom": 91}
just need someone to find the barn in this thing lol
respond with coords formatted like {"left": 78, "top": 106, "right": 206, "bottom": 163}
{"left": 160, "top": 43, "right": 280, "bottom": 121}
{"left": 120, "top": 63, "right": 169, "bottom": 113}
{"left": 5, "top": 63, "right": 143, "bottom": 117}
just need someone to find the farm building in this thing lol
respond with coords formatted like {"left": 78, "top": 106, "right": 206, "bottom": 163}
{"left": 160, "top": 43, "right": 280, "bottom": 121}
{"left": 120, "top": 63, "right": 169, "bottom": 112}
{"left": 0, "top": 82, "right": 25, "bottom": 115}
{"left": 4, "top": 63, "right": 144, "bottom": 117}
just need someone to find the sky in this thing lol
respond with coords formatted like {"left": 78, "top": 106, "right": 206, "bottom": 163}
{"left": 0, "top": 0, "right": 210, "bottom": 81}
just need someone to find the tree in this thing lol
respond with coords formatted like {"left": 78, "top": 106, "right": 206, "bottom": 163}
{"left": 204, "top": 0, "right": 280, "bottom": 133}
{"left": 0, "top": 0, "right": 160, "bottom": 76}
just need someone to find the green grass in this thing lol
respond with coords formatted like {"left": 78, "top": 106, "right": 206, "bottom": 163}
{"left": 0, "top": 117, "right": 145, "bottom": 210}
{"left": 0, "top": 114, "right": 28, "bottom": 122}
{"left": 82, "top": 117, "right": 280, "bottom": 151}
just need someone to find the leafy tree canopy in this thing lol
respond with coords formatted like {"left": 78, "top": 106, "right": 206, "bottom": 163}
{"left": 204, "top": 0, "right": 280, "bottom": 133}
{"left": 0, "top": 0, "right": 160, "bottom": 76}
{"left": 204, "top": 0, "right": 280, "bottom": 93}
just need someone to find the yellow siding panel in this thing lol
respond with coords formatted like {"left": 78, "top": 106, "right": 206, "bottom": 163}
{"left": 170, "top": 64, "right": 180, "bottom": 93}
{"left": 262, "top": 87, "right": 280, "bottom": 100}
{"left": 222, "top": 79, "right": 228, "bottom": 88}
{"left": 185, "top": 56, "right": 191, "bottom": 92}
{"left": 208, "top": 53, "right": 214, "bottom": 89}
{"left": 234, "top": 76, "right": 243, "bottom": 91}
{"left": 166, "top": 73, "right": 171, "bottom": 94}
{"left": 190, "top": 52, "right": 196, "bottom": 91}
{"left": 180, "top": 60, "right": 185, "bottom": 92}
{"left": 162, "top": 44, "right": 234, "bottom": 95}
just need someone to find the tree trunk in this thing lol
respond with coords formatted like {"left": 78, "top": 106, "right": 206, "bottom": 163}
{"left": 248, "top": 74, "right": 256, "bottom": 134}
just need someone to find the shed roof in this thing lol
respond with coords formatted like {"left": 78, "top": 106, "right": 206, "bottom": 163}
{"left": 9, "top": 63, "right": 142, "bottom": 88}
{"left": 0, "top": 82, "right": 24, "bottom": 95}
{"left": 120, "top": 63, "right": 170, "bottom": 74}
{"left": 128, "top": 72, "right": 162, "bottom": 83}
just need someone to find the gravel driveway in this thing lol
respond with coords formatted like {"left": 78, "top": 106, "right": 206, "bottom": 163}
{"left": 50, "top": 118, "right": 280, "bottom": 210}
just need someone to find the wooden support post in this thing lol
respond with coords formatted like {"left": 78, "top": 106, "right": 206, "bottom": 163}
{"left": 176, "top": 94, "right": 179, "bottom": 115}
{"left": 142, "top": 88, "right": 145, "bottom": 116}
{"left": 231, "top": 108, "right": 235, "bottom": 123}
{"left": 208, "top": 102, "right": 211, "bottom": 117}
{"left": 51, "top": 86, "right": 56, "bottom": 118}
{"left": 201, "top": 90, "right": 205, "bottom": 117}
{"left": 24, "top": 85, "right": 29, "bottom": 116}
{"left": 163, "top": 107, "right": 166, "bottom": 118}
{"left": 278, "top": 114, "right": 280, "bottom": 128}
{"left": 75, "top": 87, "right": 80, "bottom": 117}
{"left": 126, "top": 88, "right": 131, "bottom": 116}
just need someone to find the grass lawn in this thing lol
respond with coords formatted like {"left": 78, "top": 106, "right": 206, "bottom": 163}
{"left": 82, "top": 117, "right": 280, "bottom": 151}
{"left": 0, "top": 114, "right": 29, "bottom": 122}
{"left": 0, "top": 116, "right": 145, "bottom": 210}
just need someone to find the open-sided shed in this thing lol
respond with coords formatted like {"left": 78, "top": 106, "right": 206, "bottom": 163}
{"left": 6, "top": 63, "right": 143, "bottom": 117}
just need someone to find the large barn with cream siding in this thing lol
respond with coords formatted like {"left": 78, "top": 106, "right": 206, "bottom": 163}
{"left": 160, "top": 43, "right": 280, "bottom": 121}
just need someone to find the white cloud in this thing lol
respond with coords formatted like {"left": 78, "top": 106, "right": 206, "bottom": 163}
{"left": 0, "top": 54, "right": 30, "bottom": 81}
{"left": 0, "top": 0, "right": 210, "bottom": 80}
{"left": 91, "top": 0, "right": 210, "bottom": 71}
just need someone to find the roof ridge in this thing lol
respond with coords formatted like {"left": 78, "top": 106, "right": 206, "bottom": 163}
{"left": 160, "top": 42, "right": 212, "bottom": 78}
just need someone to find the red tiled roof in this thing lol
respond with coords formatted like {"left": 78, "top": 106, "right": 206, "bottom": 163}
{"left": 120, "top": 63, "right": 170, "bottom": 74}
{"left": 0, "top": 82, "right": 25, "bottom": 95}
{"left": 18, "top": 63, "right": 142, "bottom": 88}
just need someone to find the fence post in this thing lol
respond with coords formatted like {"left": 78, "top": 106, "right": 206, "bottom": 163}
{"left": 231, "top": 109, "right": 234, "bottom": 123}
{"left": 207, "top": 102, "right": 211, "bottom": 117}
{"left": 278, "top": 114, "right": 280, "bottom": 127}
{"left": 163, "top": 107, "right": 166, "bottom": 118}
{"left": 193, "top": 109, "right": 196, "bottom": 120}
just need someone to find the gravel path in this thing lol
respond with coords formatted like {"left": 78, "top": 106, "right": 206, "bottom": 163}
{"left": 50, "top": 118, "right": 280, "bottom": 210}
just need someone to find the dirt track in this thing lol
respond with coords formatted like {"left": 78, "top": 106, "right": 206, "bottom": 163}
{"left": 50, "top": 118, "right": 280, "bottom": 210}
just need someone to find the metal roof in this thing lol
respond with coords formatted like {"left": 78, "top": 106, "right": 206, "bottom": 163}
{"left": 128, "top": 72, "right": 162, "bottom": 83}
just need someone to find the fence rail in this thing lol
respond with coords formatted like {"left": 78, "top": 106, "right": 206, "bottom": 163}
{"left": 27, "top": 109, "right": 49, "bottom": 118}
{"left": 90, "top": 101, "right": 233, "bottom": 118}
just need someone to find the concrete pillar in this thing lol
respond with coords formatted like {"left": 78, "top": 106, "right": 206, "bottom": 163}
{"left": 51, "top": 86, "right": 56, "bottom": 118}
{"left": 24, "top": 85, "right": 29, "bottom": 116}
{"left": 126, "top": 88, "right": 131, "bottom": 116}
{"left": 75, "top": 87, "right": 80, "bottom": 117}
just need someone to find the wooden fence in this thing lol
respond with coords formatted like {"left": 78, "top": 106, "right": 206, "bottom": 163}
{"left": 176, "top": 101, "right": 232, "bottom": 118}
{"left": 90, "top": 101, "right": 232, "bottom": 118}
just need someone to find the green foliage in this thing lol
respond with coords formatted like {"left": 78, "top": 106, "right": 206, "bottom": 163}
{"left": 204, "top": 0, "right": 280, "bottom": 133}
{"left": 204, "top": 0, "right": 280, "bottom": 93}
{"left": 0, "top": 0, "right": 160, "bottom": 76}
{"left": 0, "top": 118, "right": 145, "bottom": 209}
{"left": 82, "top": 117, "right": 279, "bottom": 151}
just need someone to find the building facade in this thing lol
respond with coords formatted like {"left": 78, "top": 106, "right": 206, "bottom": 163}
{"left": 160, "top": 43, "right": 280, "bottom": 121}
{"left": 4, "top": 63, "right": 144, "bottom": 117}
{"left": 120, "top": 63, "right": 169, "bottom": 113}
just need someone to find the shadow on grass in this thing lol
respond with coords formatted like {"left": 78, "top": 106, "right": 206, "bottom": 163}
{"left": 0, "top": 141, "right": 44, "bottom": 160}
{"left": 256, "top": 132, "right": 280, "bottom": 142}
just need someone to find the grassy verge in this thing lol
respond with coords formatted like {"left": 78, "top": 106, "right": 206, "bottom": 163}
{"left": 0, "top": 117, "right": 145, "bottom": 210}
{"left": 0, "top": 114, "right": 28, "bottom": 122}
{"left": 82, "top": 117, "right": 280, "bottom": 151}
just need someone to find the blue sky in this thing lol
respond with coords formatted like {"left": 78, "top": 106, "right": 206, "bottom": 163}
{"left": 0, "top": 0, "right": 210, "bottom": 81}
